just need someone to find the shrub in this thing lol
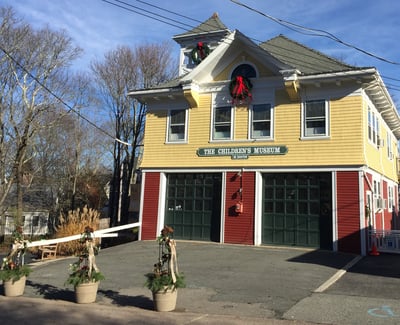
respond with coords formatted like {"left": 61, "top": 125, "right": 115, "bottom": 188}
{"left": 56, "top": 206, "right": 100, "bottom": 256}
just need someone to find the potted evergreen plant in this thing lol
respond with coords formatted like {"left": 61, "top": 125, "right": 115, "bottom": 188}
{"left": 0, "top": 226, "right": 32, "bottom": 296}
{"left": 65, "top": 226, "right": 104, "bottom": 303}
{"left": 144, "top": 225, "right": 185, "bottom": 312}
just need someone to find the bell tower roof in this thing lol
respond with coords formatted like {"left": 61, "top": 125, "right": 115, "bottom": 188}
{"left": 173, "top": 12, "right": 229, "bottom": 40}
{"left": 173, "top": 13, "right": 230, "bottom": 76}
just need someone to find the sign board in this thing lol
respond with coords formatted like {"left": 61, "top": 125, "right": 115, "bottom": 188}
{"left": 197, "top": 146, "right": 288, "bottom": 159}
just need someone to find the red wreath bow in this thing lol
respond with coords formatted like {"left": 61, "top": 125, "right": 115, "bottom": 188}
{"left": 197, "top": 42, "right": 206, "bottom": 60}
{"left": 230, "top": 76, "right": 252, "bottom": 104}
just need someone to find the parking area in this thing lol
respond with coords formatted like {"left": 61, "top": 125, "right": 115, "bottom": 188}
{"left": 2, "top": 241, "right": 400, "bottom": 324}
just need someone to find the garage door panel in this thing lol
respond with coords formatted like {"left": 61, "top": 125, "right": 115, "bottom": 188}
{"left": 309, "top": 216, "right": 320, "bottom": 231}
{"left": 262, "top": 173, "right": 332, "bottom": 249}
{"left": 285, "top": 215, "right": 296, "bottom": 229}
{"left": 165, "top": 173, "right": 221, "bottom": 242}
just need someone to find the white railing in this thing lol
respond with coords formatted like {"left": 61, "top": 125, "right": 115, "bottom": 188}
{"left": 26, "top": 222, "right": 141, "bottom": 248}
{"left": 368, "top": 230, "right": 400, "bottom": 254}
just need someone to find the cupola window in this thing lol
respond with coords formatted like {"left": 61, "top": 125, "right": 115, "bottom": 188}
{"left": 231, "top": 64, "right": 257, "bottom": 79}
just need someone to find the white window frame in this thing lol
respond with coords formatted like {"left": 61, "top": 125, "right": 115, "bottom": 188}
{"left": 368, "top": 106, "right": 380, "bottom": 147}
{"left": 166, "top": 108, "right": 188, "bottom": 143}
{"left": 373, "top": 179, "right": 383, "bottom": 212}
{"left": 388, "top": 185, "right": 394, "bottom": 212}
{"left": 301, "top": 99, "right": 330, "bottom": 138}
{"left": 250, "top": 103, "right": 273, "bottom": 139}
{"left": 387, "top": 132, "right": 393, "bottom": 159}
{"left": 211, "top": 105, "right": 233, "bottom": 141}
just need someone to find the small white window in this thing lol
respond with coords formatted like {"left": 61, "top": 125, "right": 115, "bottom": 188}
{"left": 368, "top": 107, "right": 380, "bottom": 146}
{"left": 213, "top": 106, "right": 232, "bottom": 140}
{"left": 388, "top": 185, "right": 394, "bottom": 212}
{"left": 251, "top": 104, "right": 272, "bottom": 139}
{"left": 302, "top": 100, "right": 329, "bottom": 138}
{"left": 387, "top": 133, "right": 393, "bottom": 159}
{"left": 167, "top": 109, "right": 187, "bottom": 142}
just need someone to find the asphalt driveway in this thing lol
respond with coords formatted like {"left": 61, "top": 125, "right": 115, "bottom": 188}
{"left": 22, "top": 241, "right": 356, "bottom": 318}
{"left": 2, "top": 241, "right": 400, "bottom": 324}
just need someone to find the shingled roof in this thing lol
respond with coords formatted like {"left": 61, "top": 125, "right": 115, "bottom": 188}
{"left": 260, "top": 35, "right": 356, "bottom": 75}
{"left": 174, "top": 12, "right": 229, "bottom": 38}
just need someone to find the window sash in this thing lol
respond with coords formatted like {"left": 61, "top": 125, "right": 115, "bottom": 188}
{"left": 251, "top": 104, "right": 272, "bottom": 138}
{"left": 213, "top": 106, "right": 232, "bottom": 140}
{"left": 304, "top": 100, "right": 328, "bottom": 137}
{"left": 168, "top": 109, "right": 187, "bottom": 142}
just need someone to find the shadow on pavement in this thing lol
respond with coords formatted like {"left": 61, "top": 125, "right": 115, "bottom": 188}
{"left": 287, "top": 249, "right": 357, "bottom": 269}
{"left": 346, "top": 253, "right": 400, "bottom": 278}
{"left": 99, "top": 289, "right": 153, "bottom": 310}
{"left": 27, "top": 280, "right": 75, "bottom": 302}
{"left": 26, "top": 280, "right": 154, "bottom": 310}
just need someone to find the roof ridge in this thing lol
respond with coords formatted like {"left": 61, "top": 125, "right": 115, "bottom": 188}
{"left": 174, "top": 12, "right": 229, "bottom": 38}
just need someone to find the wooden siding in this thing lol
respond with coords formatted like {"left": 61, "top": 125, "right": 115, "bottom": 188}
{"left": 336, "top": 171, "right": 361, "bottom": 254}
{"left": 141, "top": 172, "right": 160, "bottom": 240}
{"left": 234, "top": 106, "right": 249, "bottom": 139}
{"left": 224, "top": 171, "right": 255, "bottom": 244}
{"left": 141, "top": 91, "right": 369, "bottom": 169}
{"left": 363, "top": 96, "right": 398, "bottom": 182}
{"left": 215, "top": 52, "right": 276, "bottom": 81}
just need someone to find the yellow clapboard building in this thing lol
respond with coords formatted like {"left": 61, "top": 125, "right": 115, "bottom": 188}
{"left": 129, "top": 13, "right": 400, "bottom": 255}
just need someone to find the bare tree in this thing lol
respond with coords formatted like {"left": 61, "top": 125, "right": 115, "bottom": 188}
{"left": 91, "top": 42, "right": 176, "bottom": 225}
{"left": 0, "top": 7, "right": 88, "bottom": 225}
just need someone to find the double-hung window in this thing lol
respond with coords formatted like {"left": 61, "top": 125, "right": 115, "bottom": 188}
{"left": 213, "top": 106, "right": 232, "bottom": 140}
{"left": 302, "top": 100, "right": 329, "bottom": 137}
{"left": 368, "top": 107, "right": 380, "bottom": 146}
{"left": 388, "top": 185, "right": 394, "bottom": 212}
{"left": 251, "top": 103, "right": 272, "bottom": 139}
{"left": 167, "top": 109, "right": 187, "bottom": 142}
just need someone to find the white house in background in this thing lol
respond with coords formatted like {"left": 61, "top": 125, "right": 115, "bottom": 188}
{"left": 2, "top": 211, "right": 49, "bottom": 236}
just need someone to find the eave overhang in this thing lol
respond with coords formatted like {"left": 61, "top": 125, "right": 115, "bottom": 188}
{"left": 291, "top": 68, "right": 400, "bottom": 139}
{"left": 127, "top": 87, "right": 185, "bottom": 105}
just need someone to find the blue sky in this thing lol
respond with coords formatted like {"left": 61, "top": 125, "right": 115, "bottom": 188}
{"left": 2, "top": 0, "right": 400, "bottom": 104}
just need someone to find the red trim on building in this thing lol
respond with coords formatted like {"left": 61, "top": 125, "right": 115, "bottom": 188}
{"left": 336, "top": 171, "right": 361, "bottom": 254}
{"left": 224, "top": 171, "right": 255, "bottom": 245}
{"left": 141, "top": 172, "right": 160, "bottom": 240}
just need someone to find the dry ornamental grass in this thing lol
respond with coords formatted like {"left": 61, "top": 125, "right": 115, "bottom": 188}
{"left": 56, "top": 206, "right": 100, "bottom": 256}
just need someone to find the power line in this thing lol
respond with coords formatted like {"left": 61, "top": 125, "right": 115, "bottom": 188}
{"left": 100, "top": 0, "right": 400, "bottom": 91}
{"left": 229, "top": 0, "right": 400, "bottom": 66}
{"left": 0, "top": 45, "right": 131, "bottom": 146}
{"left": 134, "top": 0, "right": 204, "bottom": 25}
{"left": 101, "top": 0, "right": 193, "bottom": 31}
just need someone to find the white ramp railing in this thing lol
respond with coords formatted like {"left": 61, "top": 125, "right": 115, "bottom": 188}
{"left": 369, "top": 230, "right": 400, "bottom": 254}
{"left": 26, "top": 222, "right": 141, "bottom": 248}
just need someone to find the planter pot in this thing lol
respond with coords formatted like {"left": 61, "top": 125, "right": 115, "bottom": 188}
{"left": 74, "top": 281, "right": 99, "bottom": 304}
{"left": 152, "top": 288, "right": 177, "bottom": 312}
{"left": 3, "top": 276, "right": 26, "bottom": 297}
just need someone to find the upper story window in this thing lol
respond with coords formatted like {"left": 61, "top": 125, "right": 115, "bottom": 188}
{"left": 368, "top": 106, "right": 381, "bottom": 146}
{"left": 231, "top": 64, "right": 257, "bottom": 79}
{"left": 302, "top": 100, "right": 329, "bottom": 138}
{"left": 251, "top": 104, "right": 273, "bottom": 139}
{"left": 388, "top": 185, "right": 394, "bottom": 212}
{"left": 387, "top": 133, "right": 393, "bottom": 159}
{"left": 213, "top": 106, "right": 232, "bottom": 140}
{"left": 167, "top": 109, "right": 187, "bottom": 142}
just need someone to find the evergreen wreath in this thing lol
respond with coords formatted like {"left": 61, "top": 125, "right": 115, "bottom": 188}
{"left": 229, "top": 75, "right": 253, "bottom": 104}
{"left": 191, "top": 42, "right": 210, "bottom": 65}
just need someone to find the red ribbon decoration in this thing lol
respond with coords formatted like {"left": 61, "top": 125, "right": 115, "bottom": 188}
{"left": 231, "top": 76, "right": 252, "bottom": 104}
{"left": 197, "top": 42, "right": 206, "bottom": 60}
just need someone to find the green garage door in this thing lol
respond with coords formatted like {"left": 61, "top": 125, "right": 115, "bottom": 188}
{"left": 165, "top": 173, "right": 222, "bottom": 242}
{"left": 262, "top": 173, "right": 332, "bottom": 249}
